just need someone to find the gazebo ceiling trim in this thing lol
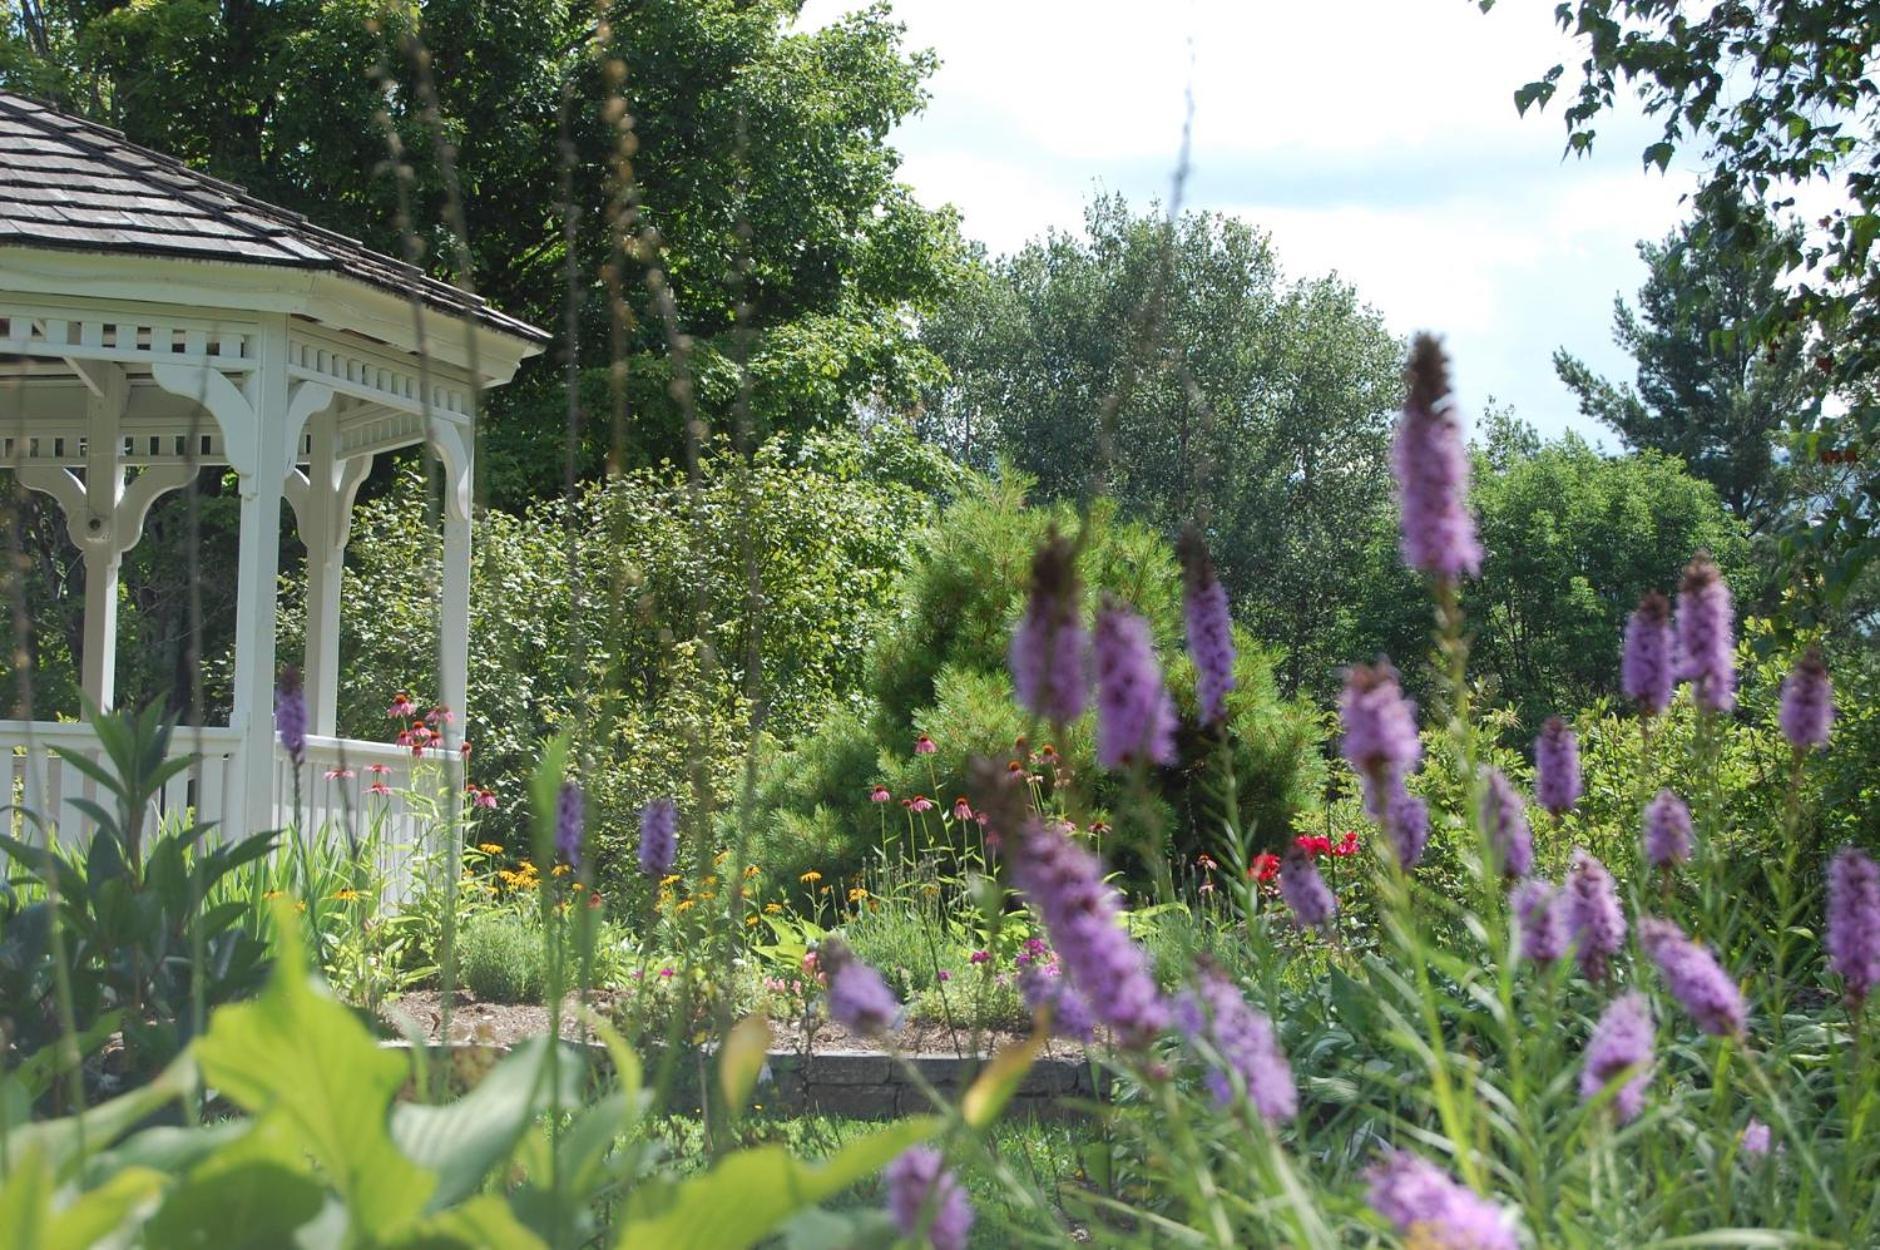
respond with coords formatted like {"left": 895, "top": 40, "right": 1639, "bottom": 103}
{"left": 0, "top": 91, "right": 547, "bottom": 354}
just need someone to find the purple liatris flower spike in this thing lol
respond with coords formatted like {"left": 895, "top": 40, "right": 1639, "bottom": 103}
{"left": 1010, "top": 529, "right": 1089, "bottom": 725}
{"left": 1621, "top": 590, "right": 1675, "bottom": 717}
{"left": 1826, "top": 846, "right": 1880, "bottom": 1006}
{"left": 1019, "top": 960, "right": 1095, "bottom": 1042}
{"left": 884, "top": 1147, "right": 974, "bottom": 1250}
{"left": 1643, "top": 789, "right": 1693, "bottom": 869}
{"left": 1675, "top": 553, "right": 1736, "bottom": 713}
{"left": 1393, "top": 334, "right": 1483, "bottom": 582}
{"left": 1178, "top": 528, "right": 1236, "bottom": 725}
{"left": 1093, "top": 596, "right": 1177, "bottom": 769}
{"left": 1778, "top": 646, "right": 1833, "bottom": 752}
{"left": 275, "top": 667, "right": 307, "bottom": 767}
{"left": 554, "top": 782, "right": 585, "bottom": 867}
{"left": 1385, "top": 776, "right": 1431, "bottom": 870}
{"left": 1339, "top": 660, "right": 1421, "bottom": 818}
{"left": 1534, "top": 716, "right": 1581, "bottom": 816}
{"left": 1173, "top": 961, "right": 1297, "bottom": 1122}
{"left": 1479, "top": 768, "right": 1533, "bottom": 879}
{"left": 1565, "top": 850, "right": 1626, "bottom": 981}
{"left": 638, "top": 797, "right": 677, "bottom": 879}
{"left": 1008, "top": 818, "right": 1169, "bottom": 1047}
{"left": 1511, "top": 879, "right": 1569, "bottom": 965}
{"left": 1580, "top": 990, "right": 1654, "bottom": 1124}
{"left": 1640, "top": 917, "right": 1747, "bottom": 1038}
{"left": 1741, "top": 1118, "right": 1772, "bottom": 1157}
{"left": 822, "top": 941, "right": 900, "bottom": 1037}
{"left": 1366, "top": 1151, "right": 1518, "bottom": 1250}
{"left": 1278, "top": 845, "right": 1338, "bottom": 931}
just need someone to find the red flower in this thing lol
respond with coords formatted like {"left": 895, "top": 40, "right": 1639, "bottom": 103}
{"left": 1331, "top": 830, "right": 1361, "bottom": 858}
{"left": 459, "top": 740, "right": 473, "bottom": 758}
{"left": 1294, "top": 834, "right": 1333, "bottom": 857}
{"left": 1196, "top": 853, "right": 1218, "bottom": 872}
{"left": 1249, "top": 853, "right": 1282, "bottom": 882}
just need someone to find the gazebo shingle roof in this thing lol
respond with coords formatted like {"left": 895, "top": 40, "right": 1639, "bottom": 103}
{"left": 0, "top": 91, "right": 546, "bottom": 343}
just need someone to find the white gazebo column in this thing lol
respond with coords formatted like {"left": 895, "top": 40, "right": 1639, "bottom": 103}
{"left": 434, "top": 423, "right": 474, "bottom": 727}
{"left": 285, "top": 400, "right": 364, "bottom": 736}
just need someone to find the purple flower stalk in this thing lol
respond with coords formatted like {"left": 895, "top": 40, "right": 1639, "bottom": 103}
{"left": 1741, "top": 1118, "right": 1772, "bottom": 1157}
{"left": 1386, "top": 777, "right": 1431, "bottom": 870}
{"left": 1010, "top": 530, "right": 1089, "bottom": 725}
{"left": 1640, "top": 917, "right": 1747, "bottom": 1038}
{"left": 1778, "top": 647, "right": 1833, "bottom": 752}
{"left": 1008, "top": 818, "right": 1169, "bottom": 1047}
{"left": 1366, "top": 1152, "right": 1518, "bottom": 1250}
{"left": 1339, "top": 660, "right": 1422, "bottom": 819}
{"left": 1675, "top": 553, "right": 1736, "bottom": 713}
{"left": 1392, "top": 334, "right": 1483, "bottom": 582}
{"left": 1580, "top": 990, "right": 1654, "bottom": 1124}
{"left": 823, "top": 942, "right": 901, "bottom": 1037}
{"left": 1642, "top": 789, "right": 1693, "bottom": 870}
{"left": 1479, "top": 768, "right": 1533, "bottom": 879}
{"left": 1278, "top": 845, "right": 1338, "bottom": 931}
{"left": 1621, "top": 591, "right": 1675, "bottom": 717}
{"left": 275, "top": 668, "right": 307, "bottom": 767}
{"left": 638, "top": 797, "right": 678, "bottom": 879}
{"left": 1019, "top": 960, "right": 1095, "bottom": 1042}
{"left": 1511, "top": 879, "right": 1569, "bottom": 966}
{"left": 1093, "top": 596, "right": 1178, "bottom": 769}
{"left": 1534, "top": 716, "right": 1581, "bottom": 816}
{"left": 885, "top": 1147, "right": 974, "bottom": 1250}
{"left": 1173, "top": 962, "right": 1297, "bottom": 1122}
{"left": 1565, "top": 850, "right": 1626, "bottom": 981}
{"left": 1179, "top": 528, "right": 1237, "bottom": 725}
{"left": 554, "top": 782, "right": 586, "bottom": 867}
{"left": 1826, "top": 847, "right": 1880, "bottom": 1006}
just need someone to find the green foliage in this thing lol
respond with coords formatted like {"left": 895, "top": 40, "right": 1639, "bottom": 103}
{"left": 308, "top": 429, "right": 956, "bottom": 882}
{"left": 457, "top": 913, "right": 545, "bottom": 1005}
{"left": 919, "top": 194, "right": 1405, "bottom": 698}
{"left": 1554, "top": 195, "right": 1822, "bottom": 533}
{"left": 1356, "top": 427, "right": 1747, "bottom": 732}
{"left": 1490, "top": 0, "right": 1880, "bottom": 611}
{"left": 0, "top": 706, "right": 274, "bottom": 1084}
{"left": 755, "top": 479, "right": 1325, "bottom": 887}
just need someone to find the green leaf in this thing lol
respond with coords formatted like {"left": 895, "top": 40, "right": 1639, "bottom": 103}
{"left": 6, "top": 1050, "right": 196, "bottom": 1182}
{"left": 614, "top": 1117, "right": 940, "bottom": 1250}
{"left": 718, "top": 1015, "right": 771, "bottom": 1116}
{"left": 144, "top": 1160, "right": 324, "bottom": 1250}
{"left": 195, "top": 901, "right": 433, "bottom": 1230}
{"left": 384, "top": 1195, "right": 550, "bottom": 1250}
{"left": 45, "top": 1164, "right": 165, "bottom": 1250}
{"left": 961, "top": 1032, "right": 1042, "bottom": 1129}
{"left": 392, "top": 1037, "right": 584, "bottom": 1212}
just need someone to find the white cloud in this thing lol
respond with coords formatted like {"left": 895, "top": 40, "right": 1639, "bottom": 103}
{"left": 798, "top": 0, "right": 1709, "bottom": 437}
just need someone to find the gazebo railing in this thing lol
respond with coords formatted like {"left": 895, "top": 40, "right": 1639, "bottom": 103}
{"left": 2, "top": 721, "right": 449, "bottom": 902}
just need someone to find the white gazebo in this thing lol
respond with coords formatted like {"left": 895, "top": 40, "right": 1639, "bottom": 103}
{"left": 0, "top": 91, "right": 546, "bottom": 846}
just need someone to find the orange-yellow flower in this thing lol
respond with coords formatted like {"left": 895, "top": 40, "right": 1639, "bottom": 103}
{"left": 800, "top": 870, "right": 822, "bottom": 883}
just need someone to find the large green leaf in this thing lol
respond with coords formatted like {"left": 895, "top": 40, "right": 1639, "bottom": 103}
{"left": 143, "top": 1160, "right": 325, "bottom": 1250}
{"left": 195, "top": 904, "right": 433, "bottom": 1230}
{"left": 614, "top": 1116, "right": 940, "bottom": 1250}
{"left": 383, "top": 1195, "right": 550, "bottom": 1250}
{"left": 5, "top": 1050, "right": 196, "bottom": 1182}
{"left": 392, "top": 1037, "right": 584, "bottom": 1212}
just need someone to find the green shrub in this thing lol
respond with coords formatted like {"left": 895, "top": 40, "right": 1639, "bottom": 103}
{"left": 457, "top": 913, "right": 545, "bottom": 1004}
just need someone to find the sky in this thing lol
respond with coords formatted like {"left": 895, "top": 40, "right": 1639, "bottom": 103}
{"left": 796, "top": 0, "right": 1708, "bottom": 441}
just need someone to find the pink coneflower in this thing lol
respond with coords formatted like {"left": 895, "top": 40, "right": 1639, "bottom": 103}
{"left": 914, "top": 733, "right": 937, "bottom": 756}
{"left": 324, "top": 766, "right": 355, "bottom": 781}
{"left": 459, "top": 740, "right": 473, "bottom": 759}
{"left": 951, "top": 797, "right": 973, "bottom": 822}
{"left": 367, "top": 763, "right": 392, "bottom": 776}
{"left": 426, "top": 704, "right": 454, "bottom": 726}
{"left": 386, "top": 691, "right": 417, "bottom": 719}
{"left": 908, "top": 795, "right": 935, "bottom": 814}
{"left": 472, "top": 788, "right": 499, "bottom": 810}
{"left": 870, "top": 784, "right": 891, "bottom": 803}
{"left": 368, "top": 781, "right": 393, "bottom": 797}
